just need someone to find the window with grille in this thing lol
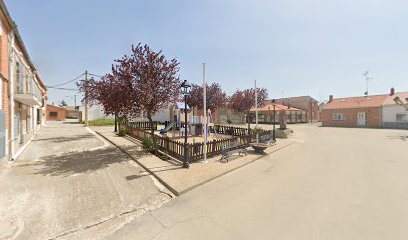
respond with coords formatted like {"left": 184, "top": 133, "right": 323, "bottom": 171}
{"left": 49, "top": 112, "right": 58, "bottom": 117}
{"left": 396, "top": 114, "right": 407, "bottom": 122}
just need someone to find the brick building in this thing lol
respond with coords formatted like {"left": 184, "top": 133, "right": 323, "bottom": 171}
{"left": 265, "top": 96, "right": 319, "bottom": 122}
{"left": 46, "top": 104, "right": 66, "bottom": 121}
{"left": 322, "top": 93, "right": 387, "bottom": 128}
{"left": 0, "top": 1, "right": 47, "bottom": 161}
{"left": 249, "top": 103, "right": 307, "bottom": 124}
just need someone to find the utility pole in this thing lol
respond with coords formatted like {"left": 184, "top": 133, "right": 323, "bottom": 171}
{"left": 74, "top": 95, "right": 77, "bottom": 108}
{"left": 84, "top": 70, "right": 88, "bottom": 126}
{"left": 255, "top": 79, "right": 258, "bottom": 144}
{"left": 362, "top": 71, "right": 372, "bottom": 96}
{"left": 202, "top": 63, "right": 207, "bottom": 163}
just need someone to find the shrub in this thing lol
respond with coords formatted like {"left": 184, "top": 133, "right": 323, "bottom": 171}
{"left": 226, "top": 119, "right": 232, "bottom": 124}
{"left": 118, "top": 127, "right": 127, "bottom": 136}
{"left": 251, "top": 126, "right": 263, "bottom": 134}
{"left": 142, "top": 137, "right": 158, "bottom": 153}
{"left": 87, "top": 119, "right": 115, "bottom": 126}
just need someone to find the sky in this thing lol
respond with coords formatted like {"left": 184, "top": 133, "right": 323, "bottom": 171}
{"left": 5, "top": 0, "right": 408, "bottom": 105}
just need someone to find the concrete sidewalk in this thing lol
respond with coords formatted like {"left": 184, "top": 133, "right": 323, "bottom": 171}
{"left": 93, "top": 127, "right": 295, "bottom": 196}
{"left": 0, "top": 122, "right": 173, "bottom": 240}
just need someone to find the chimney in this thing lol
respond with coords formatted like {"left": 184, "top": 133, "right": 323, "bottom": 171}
{"left": 390, "top": 87, "right": 395, "bottom": 96}
{"left": 329, "top": 95, "right": 333, "bottom": 103}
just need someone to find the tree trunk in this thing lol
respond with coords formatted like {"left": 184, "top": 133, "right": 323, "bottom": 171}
{"left": 118, "top": 116, "right": 121, "bottom": 132}
{"left": 114, "top": 113, "right": 118, "bottom": 132}
{"left": 147, "top": 114, "right": 156, "bottom": 153}
{"left": 247, "top": 112, "right": 251, "bottom": 132}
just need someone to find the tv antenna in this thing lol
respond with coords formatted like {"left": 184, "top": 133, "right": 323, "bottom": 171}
{"left": 362, "top": 70, "right": 372, "bottom": 96}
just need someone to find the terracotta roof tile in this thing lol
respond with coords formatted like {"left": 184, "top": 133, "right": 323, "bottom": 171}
{"left": 250, "top": 104, "right": 302, "bottom": 112}
{"left": 383, "top": 92, "right": 408, "bottom": 105}
{"left": 322, "top": 95, "right": 387, "bottom": 109}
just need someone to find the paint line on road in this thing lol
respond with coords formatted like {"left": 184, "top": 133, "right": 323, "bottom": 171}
{"left": 86, "top": 127, "right": 111, "bottom": 150}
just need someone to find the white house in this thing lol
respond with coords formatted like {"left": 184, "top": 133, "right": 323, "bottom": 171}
{"left": 382, "top": 89, "right": 408, "bottom": 129}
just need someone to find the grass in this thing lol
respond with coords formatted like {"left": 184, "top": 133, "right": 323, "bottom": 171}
{"left": 87, "top": 119, "right": 115, "bottom": 126}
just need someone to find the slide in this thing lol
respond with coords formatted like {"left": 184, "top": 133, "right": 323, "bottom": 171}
{"left": 160, "top": 121, "right": 175, "bottom": 134}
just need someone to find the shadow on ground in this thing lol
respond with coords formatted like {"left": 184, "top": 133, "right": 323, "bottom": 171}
{"left": 387, "top": 135, "right": 408, "bottom": 141}
{"left": 32, "top": 134, "right": 97, "bottom": 143}
{"left": 27, "top": 146, "right": 146, "bottom": 177}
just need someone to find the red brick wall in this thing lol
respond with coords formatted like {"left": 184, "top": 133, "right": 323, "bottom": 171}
{"left": 322, "top": 107, "right": 382, "bottom": 128}
{"left": 46, "top": 105, "right": 66, "bottom": 121}
{"left": 2, "top": 80, "right": 8, "bottom": 128}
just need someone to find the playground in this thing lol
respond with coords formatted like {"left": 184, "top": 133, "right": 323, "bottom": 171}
{"left": 156, "top": 102, "right": 230, "bottom": 144}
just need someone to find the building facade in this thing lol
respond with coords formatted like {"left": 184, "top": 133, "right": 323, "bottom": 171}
{"left": 249, "top": 104, "right": 307, "bottom": 124}
{"left": 46, "top": 104, "right": 66, "bottom": 121}
{"left": 265, "top": 96, "right": 319, "bottom": 122}
{"left": 0, "top": 1, "right": 47, "bottom": 161}
{"left": 321, "top": 89, "right": 408, "bottom": 129}
{"left": 382, "top": 90, "right": 408, "bottom": 129}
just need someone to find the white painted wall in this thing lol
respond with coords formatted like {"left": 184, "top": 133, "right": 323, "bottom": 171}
{"left": 383, "top": 105, "right": 408, "bottom": 123}
{"left": 79, "top": 105, "right": 114, "bottom": 121}
{"left": 132, "top": 107, "right": 171, "bottom": 123}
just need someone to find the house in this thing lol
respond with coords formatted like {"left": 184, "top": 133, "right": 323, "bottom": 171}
{"left": 265, "top": 96, "right": 319, "bottom": 122}
{"left": 64, "top": 106, "right": 82, "bottom": 122}
{"left": 382, "top": 88, "right": 408, "bottom": 129}
{"left": 46, "top": 104, "right": 66, "bottom": 121}
{"left": 321, "top": 88, "right": 408, "bottom": 128}
{"left": 0, "top": 1, "right": 47, "bottom": 161}
{"left": 249, "top": 104, "right": 307, "bottom": 124}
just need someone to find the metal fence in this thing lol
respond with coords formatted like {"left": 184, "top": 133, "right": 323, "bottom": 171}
{"left": 126, "top": 124, "right": 256, "bottom": 162}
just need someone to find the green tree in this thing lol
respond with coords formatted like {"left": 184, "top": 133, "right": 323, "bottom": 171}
{"left": 59, "top": 100, "right": 68, "bottom": 107}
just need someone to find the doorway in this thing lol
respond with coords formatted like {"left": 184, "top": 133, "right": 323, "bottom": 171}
{"left": 357, "top": 112, "right": 367, "bottom": 126}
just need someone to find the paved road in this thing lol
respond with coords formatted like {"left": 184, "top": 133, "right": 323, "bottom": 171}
{"left": 106, "top": 124, "right": 408, "bottom": 240}
{"left": 0, "top": 122, "right": 172, "bottom": 240}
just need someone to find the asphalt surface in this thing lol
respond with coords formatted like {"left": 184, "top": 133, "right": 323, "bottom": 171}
{"left": 0, "top": 122, "right": 172, "bottom": 240}
{"left": 105, "top": 124, "right": 408, "bottom": 240}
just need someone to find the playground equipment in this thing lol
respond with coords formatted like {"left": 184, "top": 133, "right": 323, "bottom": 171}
{"left": 159, "top": 103, "right": 221, "bottom": 142}
{"left": 160, "top": 120, "right": 175, "bottom": 134}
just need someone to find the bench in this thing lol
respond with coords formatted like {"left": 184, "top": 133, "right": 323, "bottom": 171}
{"left": 259, "top": 134, "right": 276, "bottom": 146}
{"left": 220, "top": 142, "right": 247, "bottom": 162}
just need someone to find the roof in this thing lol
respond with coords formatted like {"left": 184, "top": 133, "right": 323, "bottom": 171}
{"left": 46, "top": 104, "right": 66, "bottom": 111}
{"left": 322, "top": 94, "right": 388, "bottom": 110}
{"left": 383, "top": 92, "right": 408, "bottom": 105}
{"left": 250, "top": 104, "right": 302, "bottom": 112}
{"left": 268, "top": 96, "right": 318, "bottom": 103}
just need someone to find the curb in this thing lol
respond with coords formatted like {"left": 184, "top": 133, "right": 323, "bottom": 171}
{"left": 95, "top": 131, "right": 296, "bottom": 197}
{"left": 178, "top": 141, "right": 296, "bottom": 195}
{"left": 94, "top": 131, "right": 180, "bottom": 196}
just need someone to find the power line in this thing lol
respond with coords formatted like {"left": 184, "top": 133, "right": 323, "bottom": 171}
{"left": 46, "top": 73, "right": 85, "bottom": 88}
{"left": 47, "top": 86, "right": 78, "bottom": 91}
{"left": 88, "top": 73, "right": 104, "bottom": 78}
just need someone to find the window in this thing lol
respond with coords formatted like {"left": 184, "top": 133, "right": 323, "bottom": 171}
{"left": 332, "top": 113, "right": 346, "bottom": 121}
{"left": 49, "top": 112, "right": 58, "bottom": 117}
{"left": 396, "top": 114, "right": 408, "bottom": 122}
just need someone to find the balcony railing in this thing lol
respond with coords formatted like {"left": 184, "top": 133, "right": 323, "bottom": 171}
{"left": 15, "top": 77, "right": 43, "bottom": 106}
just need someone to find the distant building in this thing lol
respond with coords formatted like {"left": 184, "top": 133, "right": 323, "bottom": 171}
{"left": 46, "top": 105, "right": 66, "bottom": 121}
{"left": 322, "top": 88, "right": 408, "bottom": 129}
{"left": 79, "top": 105, "right": 114, "bottom": 122}
{"left": 265, "top": 96, "right": 319, "bottom": 122}
{"left": 382, "top": 89, "right": 408, "bottom": 129}
{"left": 249, "top": 104, "right": 307, "bottom": 124}
{"left": 64, "top": 106, "right": 82, "bottom": 121}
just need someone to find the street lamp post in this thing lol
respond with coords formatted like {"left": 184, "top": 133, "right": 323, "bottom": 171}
{"left": 181, "top": 80, "right": 191, "bottom": 168}
{"left": 272, "top": 99, "right": 276, "bottom": 140}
